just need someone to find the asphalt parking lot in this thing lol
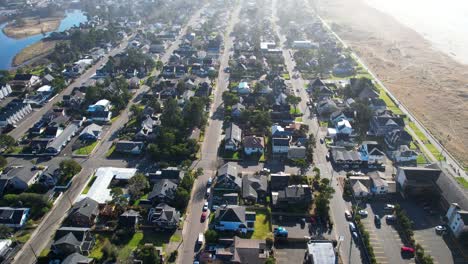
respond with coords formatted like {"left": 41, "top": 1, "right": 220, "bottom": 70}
{"left": 399, "top": 200, "right": 468, "bottom": 264}
{"left": 271, "top": 215, "right": 311, "bottom": 240}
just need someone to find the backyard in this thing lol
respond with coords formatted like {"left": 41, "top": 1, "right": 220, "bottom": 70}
{"left": 251, "top": 208, "right": 273, "bottom": 240}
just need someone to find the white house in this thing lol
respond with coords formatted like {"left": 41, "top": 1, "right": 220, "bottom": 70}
{"left": 391, "top": 145, "right": 418, "bottom": 163}
{"left": 87, "top": 99, "right": 111, "bottom": 112}
{"left": 352, "top": 180, "right": 370, "bottom": 198}
{"left": 243, "top": 135, "right": 264, "bottom": 155}
{"left": 369, "top": 171, "right": 389, "bottom": 195}
{"left": 336, "top": 119, "right": 352, "bottom": 135}
{"left": 446, "top": 203, "right": 468, "bottom": 238}
{"left": 292, "top": 40, "right": 317, "bottom": 49}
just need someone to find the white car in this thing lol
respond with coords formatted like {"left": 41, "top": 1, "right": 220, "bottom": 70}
{"left": 349, "top": 222, "right": 356, "bottom": 232}
{"left": 203, "top": 202, "right": 209, "bottom": 211}
{"left": 358, "top": 210, "right": 368, "bottom": 217}
{"left": 384, "top": 204, "right": 395, "bottom": 210}
{"left": 435, "top": 225, "right": 447, "bottom": 234}
{"left": 345, "top": 210, "right": 352, "bottom": 220}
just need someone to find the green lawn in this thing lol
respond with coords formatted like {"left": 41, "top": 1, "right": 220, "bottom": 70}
{"left": 133, "top": 194, "right": 148, "bottom": 206}
{"left": 379, "top": 89, "right": 403, "bottom": 115}
{"left": 169, "top": 233, "right": 182, "bottom": 242}
{"left": 15, "top": 232, "right": 31, "bottom": 243}
{"left": 118, "top": 230, "right": 172, "bottom": 260}
{"left": 417, "top": 154, "right": 427, "bottom": 165}
{"left": 251, "top": 208, "right": 272, "bottom": 240}
{"left": 408, "top": 122, "right": 428, "bottom": 142}
{"left": 456, "top": 177, "right": 468, "bottom": 190}
{"left": 282, "top": 73, "right": 290, "bottom": 80}
{"left": 425, "top": 143, "right": 443, "bottom": 161}
{"left": 319, "top": 121, "right": 329, "bottom": 127}
{"left": 106, "top": 145, "right": 116, "bottom": 157}
{"left": 82, "top": 175, "right": 97, "bottom": 194}
{"left": 74, "top": 141, "right": 99, "bottom": 155}
{"left": 223, "top": 150, "right": 241, "bottom": 160}
{"left": 289, "top": 107, "right": 302, "bottom": 115}
{"left": 295, "top": 117, "right": 303, "bottom": 122}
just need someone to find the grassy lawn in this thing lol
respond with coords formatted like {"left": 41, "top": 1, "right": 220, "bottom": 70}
{"left": 425, "top": 143, "right": 443, "bottom": 161}
{"left": 105, "top": 144, "right": 116, "bottom": 157}
{"left": 169, "top": 233, "right": 182, "bottom": 242}
{"left": 110, "top": 116, "right": 119, "bottom": 123}
{"left": 15, "top": 231, "right": 32, "bottom": 243}
{"left": 82, "top": 175, "right": 97, "bottom": 194}
{"left": 251, "top": 208, "right": 272, "bottom": 240}
{"left": 289, "top": 107, "right": 302, "bottom": 115}
{"left": 133, "top": 194, "right": 148, "bottom": 206}
{"left": 379, "top": 89, "right": 403, "bottom": 115}
{"left": 417, "top": 154, "right": 427, "bottom": 164}
{"left": 74, "top": 141, "right": 99, "bottom": 155}
{"left": 6, "top": 146, "right": 24, "bottom": 154}
{"left": 118, "top": 230, "right": 172, "bottom": 260}
{"left": 223, "top": 150, "right": 241, "bottom": 160}
{"left": 408, "top": 122, "right": 428, "bottom": 142}
{"left": 319, "top": 121, "right": 328, "bottom": 127}
{"left": 456, "top": 177, "right": 468, "bottom": 190}
{"left": 295, "top": 117, "right": 303, "bottom": 122}
{"left": 89, "top": 234, "right": 110, "bottom": 260}
{"left": 282, "top": 73, "right": 290, "bottom": 80}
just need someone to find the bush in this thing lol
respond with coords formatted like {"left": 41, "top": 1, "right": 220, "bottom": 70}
{"left": 205, "top": 230, "right": 219, "bottom": 243}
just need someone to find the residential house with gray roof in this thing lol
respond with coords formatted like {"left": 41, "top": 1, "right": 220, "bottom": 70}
{"left": 213, "top": 205, "right": 256, "bottom": 233}
{"left": 214, "top": 163, "right": 241, "bottom": 192}
{"left": 52, "top": 227, "right": 95, "bottom": 256}
{"left": 242, "top": 174, "right": 268, "bottom": 204}
{"left": 225, "top": 123, "right": 242, "bottom": 151}
{"left": 147, "top": 203, "right": 180, "bottom": 229}
{"left": 67, "top": 197, "right": 99, "bottom": 227}
{"left": 148, "top": 179, "right": 177, "bottom": 203}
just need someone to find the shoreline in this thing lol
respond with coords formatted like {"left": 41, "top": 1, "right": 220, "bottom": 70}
{"left": 2, "top": 15, "right": 64, "bottom": 39}
{"left": 316, "top": 0, "right": 468, "bottom": 167}
{"left": 12, "top": 39, "right": 59, "bottom": 67}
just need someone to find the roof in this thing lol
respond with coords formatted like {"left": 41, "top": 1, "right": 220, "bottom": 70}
{"left": 232, "top": 236, "right": 268, "bottom": 263}
{"left": 0, "top": 163, "right": 40, "bottom": 186}
{"left": 226, "top": 123, "right": 241, "bottom": 142}
{"left": 216, "top": 163, "right": 241, "bottom": 190}
{"left": 243, "top": 136, "right": 264, "bottom": 149}
{"left": 62, "top": 252, "right": 93, "bottom": 264}
{"left": 152, "top": 203, "right": 180, "bottom": 223}
{"left": 0, "top": 207, "right": 29, "bottom": 225}
{"left": 270, "top": 172, "right": 290, "bottom": 191}
{"left": 79, "top": 123, "right": 102, "bottom": 138}
{"left": 272, "top": 138, "right": 289, "bottom": 146}
{"left": 149, "top": 179, "right": 177, "bottom": 200}
{"left": 46, "top": 122, "right": 80, "bottom": 152}
{"left": 331, "top": 148, "right": 361, "bottom": 161}
{"left": 399, "top": 167, "right": 441, "bottom": 182}
{"left": 242, "top": 174, "right": 268, "bottom": 200}
{"left": 352, "top": 180, "right": 369, "bottom": 194}
{"left": 115, "top": 141, "right": 144, "bottom": 153}
{"left": 218, "top": 163, "right": 238, "bottom": 178}
{"left": 70, "top": 197, "right": 99, "bottom": 219}
{"left": 214, "top": 205, "right": 254, "bottom": 223}
{"left": 310, "top": 78, "right": 326, "bottom": 88}
{"left": 86, "top": 167, "right": 137, "bottom": 203}
{"left": 54, "top": 227, "right": 89, "bottom": 245}
{"left": 307, "top": 241, "right": 336, "bottom": 264}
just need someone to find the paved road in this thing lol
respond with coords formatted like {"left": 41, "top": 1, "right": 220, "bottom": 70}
{"left": 271, "top": 0, "right": 363, "bottom": 263}
{"left": 7, "top": 38, "right": 133, "bottom": 141}
{"left": 11, "top": 9, "right": 205, "bottom": 264}
{"left": 177, "top": 4, "right": 240, "bottom": 264}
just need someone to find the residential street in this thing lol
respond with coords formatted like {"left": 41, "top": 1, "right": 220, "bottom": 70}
{"left": 11, "top": 9, "right": 205, "bottom": 264}
{"left": 177, "top": 4, "right": 241, "bottom": 264}
{"left": 271, "top": 0, "right": 363, "bottom": 263}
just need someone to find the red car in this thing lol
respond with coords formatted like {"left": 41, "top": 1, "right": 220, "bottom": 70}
{"left": 401, "top": 246, "right": 415, "bottom": 254}
{"left": 201, "top": 211, "right": 208, "bottom": 222}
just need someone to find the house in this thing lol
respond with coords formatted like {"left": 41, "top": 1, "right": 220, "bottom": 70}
{"left": 369, "top": 98, "right": 386, "bottom": 112}
{"left": 9, "top": 74, "right": 41, "bottom": 90}
{"left": 232, "top": 103, "right": 245, "bottom": 118}
{"left": 242, "top": 174, "right": 268, "bottom": 203}
{"left": 369, "top": 111, "right": 405, "bottom": 136}
{"left": 51, "top": 227, "right": 95, "bottom": 256}
{"left": 147, "top": 203, "right": 180, "bottom": 229}
{"left": 221, "top": 193, "right": 239, "bottom": 206}
{"left": 392, "top": 145, "right": 418, "bottom": 163}
{"left": 287, "top": 145, "right": 307, "bottom": 160}
{"left": 214, "top": 236, "right": 269, "bottom": 263}
{"left": 61, "top": 253, "right": 93, "bottom": 264}
{"left": 148, "top": 179, "right": 177, "bottom": 203}
{"left": 272, "top": 185, "right": 312, "bottom": 208}
{"left": 292, "top": 40, "right": 316, "bottom": 49}
{"left": 0, "top": 207, "right": 30, "bottom": 228}
{"left": 243, "top": 136, "right": 264, "bottom": 155}
{"left": 79, "top": 124, "right": 103, "bottom": 140}
{"left": 330, "top": 147, "right": 362, "bottom": 167}
{"left": 214, "top": 163, "right": 241, "bottom": 191}
{"left": 0, "top": 164, "right": 44, "bottom": 193}
{"left": 119, "top": 210, "right": 141, "bottom": 228}
{"left": 271, "top": 124, "right": 289, "bottom": 138}
{"left": 335, "top": 119, "right": 353, "bottom": 136}
{"left": 0, "top": 100, "right": 32, "bottom": 128}
{"left": 235, "top": 81, "right": 251, "bottom": 95}
{"left": 148, "top": 167, "right": 184, "bottom": 184}
{"left": 0, "top": 84, "right": 12, "bottom": 101}
{"left": 46, "top": 121, "right": 81, "bottom": 154}
{"left": 68, "top": 198, "right": 99, "bottom": 227}
{"left": 316, "top": 98, "right": 338, "bottom": 116}
{"left": 368, "top": 171, "right": 391, "bottom": 195}
{"left": 41, "top": 74, "right": 55, "bottom": 85}
{"left": 114, "top": 141, "right": 144, "bottom": 155}
{"left": 396, "top": 167, "right": 441, "bottom": 197}
{"left": 85, "top": 167, "right": 137, "bottom": 204}
{"left": 213, "top": 205, "right": 256, "bottom": 232}
{"left": 306, "top": 240, "right": 336, "bottom": 264}
{"left": 384, "top": 129, "right": 412, "bottom": 151}
{"left": 352, "top": 180, "right": 370, "bottom": 198}
{"left": 272, "top": 138, "right": 290, "bottom": 155}
{"left": 225, "top": 123, "right": 242, "bottom": 151}
{"left": 136, "top": 116, "right": 159, "bottom": 140}
{"left": 358, "top": 86, "right": 379, "bottom": 100}
{"left": 359, "top": 141, "right": 385, "bottom": 166}
{"left": 270, "top": 172, "right": 290, "bottom": 191}
{"left": 309, "top": 78, "right": 334, "bottom": 98}
{"left": 87, "top": 99, "right": 111, "bottom": 112}
{"left": 329, "top": 110, "right": 353, "bottom": 126}
{"left": 446, "top": 203, "right": 468, "bottom": 238}
{"left": 63, "top": 89, "right": 85, "bottom": 108}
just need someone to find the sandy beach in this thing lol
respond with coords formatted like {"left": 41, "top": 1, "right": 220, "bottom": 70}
{"left": 315, "top": 0, "right": 468, "bottom": 166}
{"left": 2, "top": 16, "right": 62, "bottom": 39}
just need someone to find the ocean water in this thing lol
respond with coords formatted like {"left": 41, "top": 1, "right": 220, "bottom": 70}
{"left": 365, "top": 0, "right": 468, "bottom": 65}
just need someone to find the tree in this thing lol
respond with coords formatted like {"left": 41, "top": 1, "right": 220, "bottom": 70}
{"left": 0, "top": 135, "right": 15, "bottom": 151}
{"left": 173, "top": 187, "right": 189, "bottom": 210}
{"left": 155, "top": 60, "right": 163, "bottom": 71}
{"left": 204, "top": 230, "right": 218, "bottom": 243}
{"left": 59, "top": 159, "right": 82, "bottom": 177}
{"left": 286, "top": 95, "right": 301, "bottom": 112}
{"left": 0, "top": 156, "right": 6, "bottom": 169}
{"left": 222, "top": 91, "right": 239, "bottom": 107}
{"left": 0, "top": 225, "right": 12, "bottom": 239}
{"left": 135, "top": 244, "right": 160, "bottom": 264}
{"left": 128, "top": 173, "right": 149, "bottom": 200}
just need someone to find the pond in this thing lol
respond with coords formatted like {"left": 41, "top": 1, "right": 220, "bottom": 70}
{"left": 0, "top": 9, "right": 88, "bottom": 70}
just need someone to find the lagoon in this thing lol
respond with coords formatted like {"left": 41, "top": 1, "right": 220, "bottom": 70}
{"left": 0, "top": 9, "right": 87, "bottom": 70}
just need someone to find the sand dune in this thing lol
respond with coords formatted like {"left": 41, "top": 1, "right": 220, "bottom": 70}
{"left": 316, "top": 0, "right": 468, "bottom": 166}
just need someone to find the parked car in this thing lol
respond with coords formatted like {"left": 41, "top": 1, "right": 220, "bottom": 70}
{"left": 384, "top": 204, "right": 395, "bottom": 211}
{"left": 349, "top": 222, "right": 356, "bottom": 232}
{"left": 345, "top": 210, "right": 352, "bottom": 220}
{"left": 352, "top": 231, "right": 359, "bottom": 240}
{"left": 198, "top": 233, "right": 204, "bottom": 245}
{"left": 358, "top": 210, "right": 368, "bottom": 217}
{"left": 203, "top": 202, "right": 209, "bottom": 211}
{"left": 401, "top": 246, "right": 415, "bottom": 255}
{"left": 201, "top": 211, "right": 208, "bottom": 222}
{"left": 435, "top": 225, "right": 447, "bottom": 234}
{"left": 386, "top": 215, "right": 396, "bottom": 223}
{"left": 205, "top": 187, "right": 211, "bottom": 198}
{"left": 207, "top": 177, "right": 212, "bottom": 186}
{"left": 320, "top": 138, "right": 324, "bottom": 144}
{"left": 374, "top": 215, "right": 381, "bottom": 226}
